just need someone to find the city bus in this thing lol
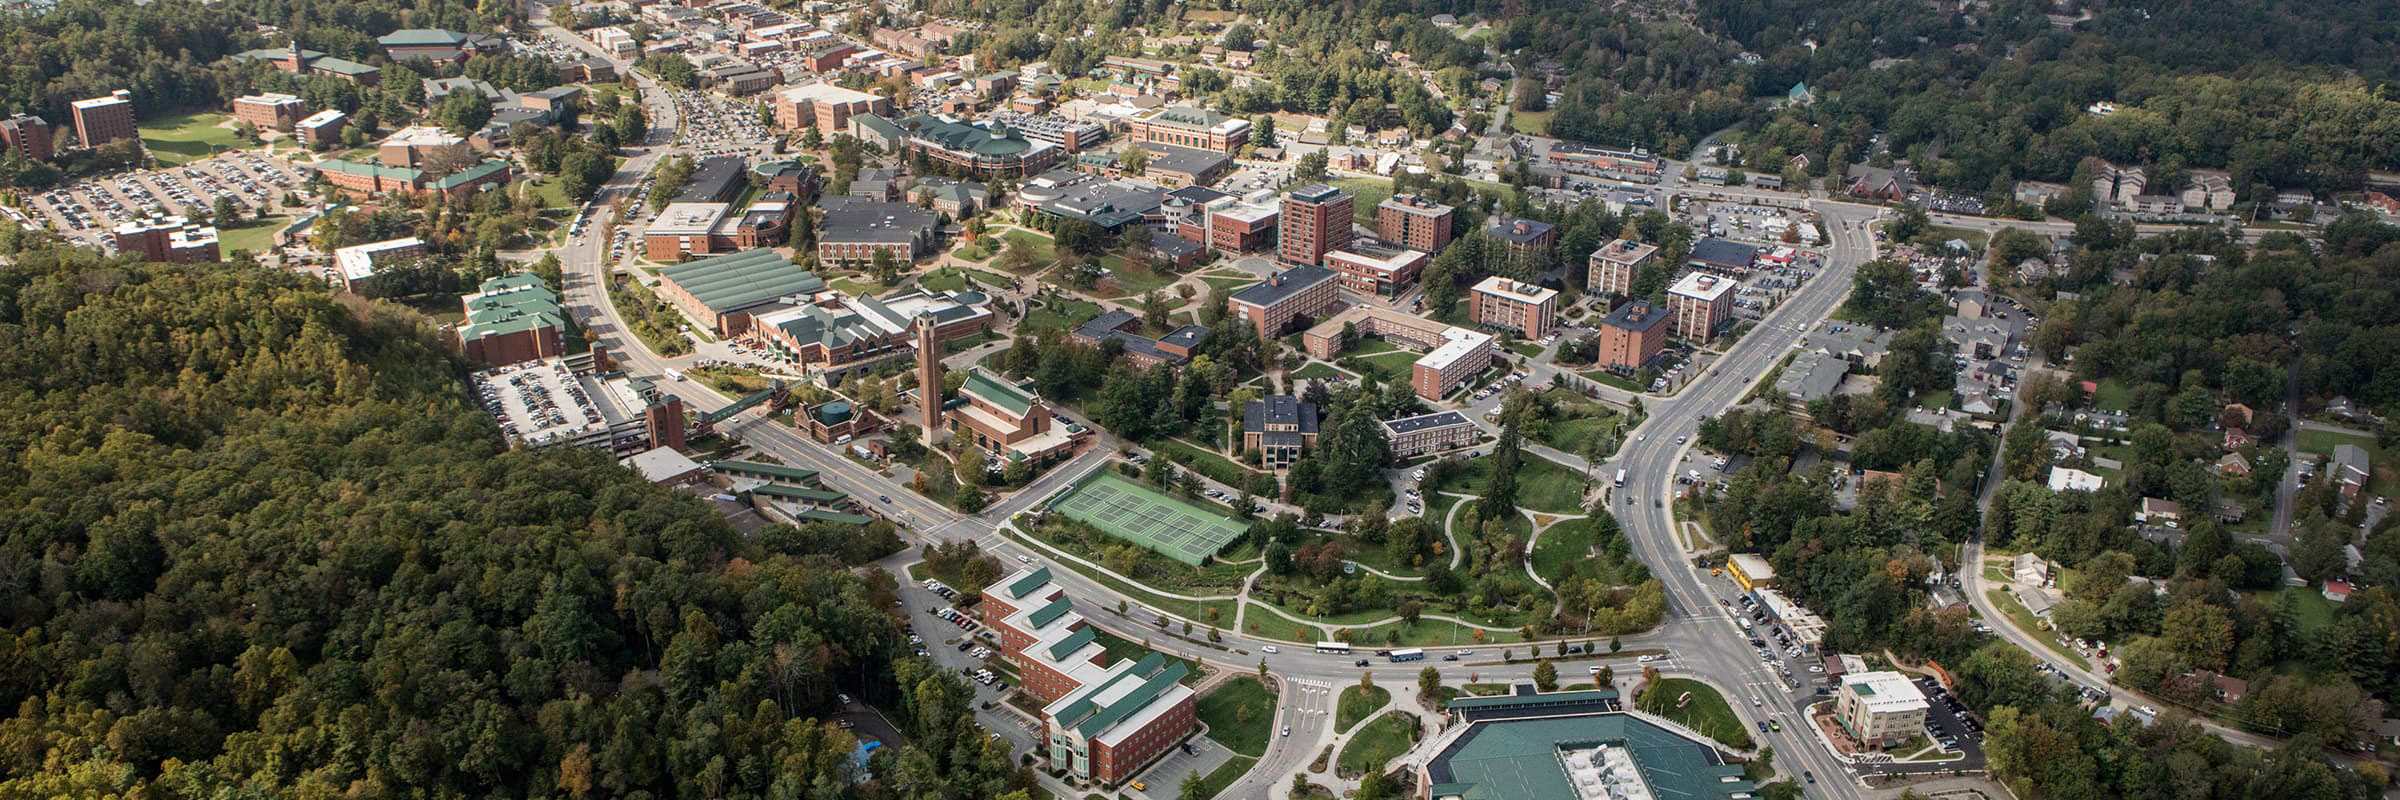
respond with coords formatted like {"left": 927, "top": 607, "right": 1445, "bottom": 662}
{"left": 1388, "top": 648, "right": 1425, "bottom": 663}
{"left": 1614, "top": 469, "right": 1627, "bottom": 488}
{"left": 1314, "top": 641, "right": 1351, "bottom": 654}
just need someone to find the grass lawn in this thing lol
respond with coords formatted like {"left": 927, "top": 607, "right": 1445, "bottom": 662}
{"left": 2091, "top": 379, "right": 2134, "bottom": 412}
{"left": 2252, "top": 585, "right": 2340, "bottom": 636}
{"left": 2294, "top": 428, "right": 2395, "bottom": 495}
{"left": 1349, "top": 337, "right": 1403, "bottom": 356}
{"left": 214, "top": 217, "right": 286, "bottom": 255}
{"left": 951, "top": 240, "right": 994, "bottom": 262}
{"left": 1336, "top": 684, "right": 1391, "bottom": 733}
{"left": 1200, "top": 274, "right": 1255, "bottom": 291}
{"left": 1914, "top": 390, "right": 1955, "bottom": 410}
{"left": 1242, "top": 603, "right": 1326, "bottom": 643}
{"left": 1019, "top": 294, "right": 1103, "bottom": 336}
{"left": 140, "top": 111, "right": 245, "bottom": 166}
{"left": 1986, "top": 589, "right": 2083, "bottom": 663}
{"left": 918, "top": 267, "right": 973, "bottom": 293}
{"left": 1530, "top": 517, "right": 1601, "bottom": 586}
{"left": 1336, "top": 711, "right": 1416, "bottom": 776}
{"left": 1196, "top": 677, "right": 1277, "bottom": 758}
{"left": 1290, "top": 362, "right": 1356, "bottom": 382}
{"left": 1346, "top": 617, "right": 1525, "bottom": 647}
{"left": 1447, "top": 453, "right": 1589, "bottom": 514}
{"left": 1098, "top": 258, "right": 1178, "bottom": 297}
{"left": 1635, "top": 677, "right": 1753, "bottom": 749}
{"left": 1349, "top": 349, "right": 1426, "bottom": 380}
{"left": 1000, "top": 229, "right": 1057, "bottom": 265}
{"left": 1509, "top": 108, "right": 1557, "bottom": 136}
{"left": 1581, "top": 369, "right": 1646, "bottom": 393}
{"left": 1331, "top": 177, "right": 1395, "bottom": 226}
{"left": 525, "top": 177, "right": 573, "bottom": 209}
{"left": 998, "top": 526, "right": 1238, "bottom": 623}
{"left": 1196, "top": 755, "right": 1257, "bottom": 797}
{"left": 1506, "top": 340, "right": 1545, "bottom": 359}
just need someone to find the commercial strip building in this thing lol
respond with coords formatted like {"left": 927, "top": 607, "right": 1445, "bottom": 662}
{"left": 233, "top": 93, "right": 307, "bottom": 131}
{"left": 1377, "top": 194, "right": 1455, "bottom": 252}
{"left": 816, "top": 197, "right": 939, "bottom": 266}
{"left": 1467, "top": 276, "right": 1558, "bottom": 339}
{"left": 457, "top": 273, "right": 566, "bottom": 366}
{"left": 111, "top": 216, "right": 219, "bottom": 264}
{"left": 1383, "top": 410, "right": 1478, "bottom": 458}
{"left": 1326, "top": 240, "right": 1429, "bottom": 298}
{"left": 1594, "top": 300, "right": 1669, "bottom": 370}
{"left": 946, "top": 369, "right": 1079, "bottom": 464}
{"left": 1687, "top": 237, "right": 1762, "bottom": 274}
{"left": 1278, "top": 184, "right": 1354, "bottom": 266}
{"left": 1300, "top": 305, "right": 1495, "bottom": 401}
{"left": 1727, "top": 553, "right": 1775, "bottom": 591}
{"left": 1543, "top": 142, "right": 1664, "bottom": 181}
{"left": 330, "top": 237, "right": 424, "bottom": 293}
{"left": 1665, "top": 271, "right": 1736, "bottom": 341}
{"left": 1126, "top": 105, "right": 1250, "bottom": 153}
{"left": 1227, "top": 263, "right": 1341, "bottom": 339}
{"left": 1241, "top": 395, "right": 1318, "bottom": 468}
{"left": 1752, "top": 586, "right": 1826, "bottom": 651}
{"left": 1415, "top": 690, "right": 1753, "bottom": 800}
{"left": 1587, "top": 238, "right": 1660, "bottom": 296}
{"left": 979, "top": 567, "right": 1197, "bottom": 786}
{"left": 70, "top": 90, "right": 137, "bottom": 148}
{"left": 1834, "top": 671, "right": 1931, "bottom": 750}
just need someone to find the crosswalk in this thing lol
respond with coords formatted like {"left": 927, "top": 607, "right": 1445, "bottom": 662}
{"left": 1286, "top": 679, "right": 1336, "bottom": 737}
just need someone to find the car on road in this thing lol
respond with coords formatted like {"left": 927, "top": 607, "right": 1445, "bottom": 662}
{"left": 1443, "top": 654, "right": 1459, "bottom": 661}
{"left": 1281, "top": 726, "right": 1290, "bottom": 737}
{"left": 1261, "top": 645, "right": 1279, "bottom": 654}
{"left": 1130, "top": 781, "right": 1146, "bottom": 791}
{"left": 1804, "top": 771, "right": 1815, "bottom": 784}
{"left": 1355, "top": 659, "right": 1371, "bottom": 667}
{"left": 1637, "top": 654, "right": 1659, "bottom": 663}
{"left": 878, "top": 495, "right": 890, "bottom": 503}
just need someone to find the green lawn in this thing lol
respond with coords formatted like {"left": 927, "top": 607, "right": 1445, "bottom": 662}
{"left": 1985, "top": 589, "right": 2083, "bottom": 663}
{"left": 1242, "top": 603, "right": 1325, "bottom": 643}
{"left": 1509, "top": 108, "right": 1557, "bottom": 137}
{"left": 1345, "top": 617, "right": 1525, "bottom": 647}
{"left": 1530, "top": 517, "right": 1601, "bottom": 586}
{"left": 1019, "top": 294, "right": 1102, "bottom": 336}
{"left": 1336, "top": 684, "right": 1391, "bottom": 733}
{"left": 1000, "top": 229, "right": 1057, "bottom": 266}
{"left": 1581, "top": 369, "right": 1646, "bottom": 393}
{"left": 525, "top": 177, "right": 573, "bottom": 209}
{"left": 1097, "top": 257, "right": 1178, "bottom": 297}
{"left": 951, "top": 240, "right": 994, "bottom": 262}
{"left": 1196, "top": 677, "right": 1278, "bottom": 758}
{"left": 1195, "top": 755, "right": 1257, "bottom": 797}
{"left": 1447, "top": 453, "right": 1589, "bottom": 514}
{"left": 1914, "top": 390, "right": 1955, "bottom": 410}
{"left": 1200, "top": 274, "right": 1256, "bottom": 291}
{"left": 1635, "top": 678, "right": 1753, "bottom": 750}
{"left": 2293, "top": 428, "right": 2393, "bottom": 495}
{"left": 1349, "top": 337, "right": 1403, "bottom": 356}
{"left": 1349, "top": 350, "right": 1425, "bottom": 380}
{"left": 1336, "top": 712, "right": 1417, "bottom": 776}
{"left": 1290, "top": 362, "right": 1356, "bottom": 382}
{"left": 1506, "top": 340, "right": 1545, "bottom": 359}
{"left": 1330, "top": 177, "right": 1395, "bottom": 226}
{"left": 140, "top": 110, "right": 245, "bottom": 166}
{"left": 2090, "top": 379, "right": 2134, "bottom": 412}
{"left": 213, "top": 217, "right": 286, "bottom": 255}
{"left": 998, "top": 527, "right": 1239, "bottom": 623}
{"left": 918, "top": 267, "right": 976, "bottom": 293}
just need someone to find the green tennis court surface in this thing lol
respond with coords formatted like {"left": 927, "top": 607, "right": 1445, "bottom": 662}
{"left": 1050, "top": 470, "right": 1246, "bottom": 565}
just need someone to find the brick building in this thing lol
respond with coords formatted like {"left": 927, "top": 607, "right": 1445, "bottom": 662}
{"left": 654, "top": 249, "right": 829, "bottom": 338}
{"left": 774, "top": 82, "right": 888, "bottom": 137}
{"left": 1127, "top": 105, "right": 1250, "bottom": 153}
{"left": 1300, "top": 305, "right": 1493, "bottom": 401}
{"left": 1241, "top": 394, "right": 1318, "bottom": 468}
{"left": 295, "top": 109, "right": 347, "bottom": 147}
{"left": 1326, "top": 240, "right": 1428, "bottom": 297}
{"left": 1278, "top": 184, "right": 1353, "bottom": 266}
{"left": 1587, "top": 238, "right": 1660, "bottom": 296}
{"left": 1595, "top": 300, "right": 1668, "bottom": 370}
{"left": 1226, "top": 263, "right": 1340, "bottom": 338}
{"left": 946, "top": 369, "right": 1078, "bottom": 463}
{"left": 111, "top": 216, "right": 219, "bottom": 263}
{"left": 0, "top": 114, "right": 54, "bottom": 162}
{"left": 231, "top": 43, "right": 380, "bottom": 86}
{"left": 816, "top": 197, "right": 938, "bottom": 267}
{"left": 1484, "top": 217, "right": 1558, "bottom": 263}
{"left": 1666, "top": 271, "right": 1735, "bottom": 341}
{"left": 1467, "top": 275, "right": 1558, "bottom": 339}
{"left": 1382, "top": 410, "right": 1478, "bottom": 458}
{"left": 458, "top": 273, "right": 566, "bottom": 366}
{"left": 1376, "top": 194, "right": 1454, "bottom": 252}
{"left": 979, "top": 567, "right": 1198, "bottom": 787}
{"left": 70, "top": 90, "right": 136, "bottom": 148}
{"left": 233, "top": 93, "right": 308, "bottom": 131}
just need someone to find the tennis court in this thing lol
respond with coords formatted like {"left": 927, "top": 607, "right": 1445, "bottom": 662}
{"left": 1050, "top": 470, "right": 1247, "bottom": 565}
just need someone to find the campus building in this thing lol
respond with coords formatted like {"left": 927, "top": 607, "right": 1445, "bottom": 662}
{"left": 751, "top": 288, "right": 994, "bottom": 381}
{"left": 233, "top": 93, "right": 307, "bottom": 131}
{"left": 1326, "top": 241, "right": 1429, "bottom": 298}
{"left": 947, "top": 369, "right": 1078, "bottom": 464}
{"left": 377, "top": 28, "right": 507, "bottom": 65}
{"left": 1300, "top": 305, "right": 1494, "bottom": 401}
{"left": 1467, "top": 276, "right": 1558, "bottom": 339}
{"left": 111, "top": 216, "right": 219, "bottom": 263}
{"left": 295, "top": 109, "right": 347, "bottom": 147}
{"left": 655, "top": 249, "right": 830, "bottom": 339}
{"left": 1587, "top": 239, "right": 1660, "bottom": 296}
{"left": 816, "top": 197, "right": 939, "bottom": 267}
{"left": 1242, "top": 394, "right": 1318, "bottom": 468}
{"left": 231, "top": 43, "right": 381, "bottom": 86}
{"left": 1835, "top": 671, "right": 1930, "bottom": 750}
{"left": 774, "top": 82, "right": 891, "bottom": 137}
{"left": 1014, "top": 170, "right": 1172, "bottom": 233}
{"left": 1415, "top": 690, "right": 1753, "bottom": 800}
{"left": 980, "top": 567, "right": 1197, "bottom": 786}
{"left": 0, "top": 114, "right": 54, "bottom": 162}
{"left": 642, "top": 194, "right": 802, "bottom": 261}
{"left": 330, "top": 237, "right": 425, "bottom": 293}
{"left": 896, "top": 114, "right": 1062, "bottom": 178}
{"left": 1666, "top": 272, "right": 1735, "bottom": 341}
{"left": 1377, "top": 194, "right": 1455, "bottom": 252}
{"left": 70, "top": 90, "right": 136, "bottom": 148}
{"left": 1278, "top": 184, "right": 1354, "bottom": 266}
{"left": 1071, "top": 309, "right": 1210, "bottom": 372}
{"left": 316, "top": 158, "right": 511, "bottom": 200}
{"left": 1126, "top": 105, "right": 1250, "bottom": 153}
{"left": 1227, "top": 263, "right": 1341, "bottom": 339}
{"left": 1172, "top": 194, "right": 1277, "bottom": 254}
{"left": 1382, "top": 410, "right": 1477, "bottom": 458}
{"left": 1484, "top": 217, "right": 1557, "bottom": 264}
{"left": 457, "top": 273, "right": 566, "bottom": 366}
{"left": 471, "top": 349, "right": 686, "bottom": 454}
{"left": 1595, "top": 300, "right": 1668, "bottom": 370}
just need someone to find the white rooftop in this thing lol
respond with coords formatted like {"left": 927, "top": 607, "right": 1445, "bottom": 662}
{"left": 333, "top": 237, "right": 424, "bottom": 283}
{"left": 619, "top": 446, "right": 701, "bottom": 483}
{"left": 1471, "top": 274, "right": 1557, "bottom": 305}
{"left": 1841, "top": 671, "right": 1929, "bottom": 713}
{"left": 1667, "top": 271, "right": 1736, "bottom": 302}
{"left": 1418, "top": 326, "right": 1493, "bottom": 371}
{"left": 648, "top": 202, "right": 732, "bottom": 236}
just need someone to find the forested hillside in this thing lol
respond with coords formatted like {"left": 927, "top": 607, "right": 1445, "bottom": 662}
{"left": 0, "top": 250, "right": 1026, "bottom": 798}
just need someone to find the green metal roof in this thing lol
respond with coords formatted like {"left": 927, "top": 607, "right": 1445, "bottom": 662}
{"left": 1053, "top": 652, "right": 1164, "bottom": 725}
{"left": 1046, "top": 627, "right": 1097, "bottom": 662}
{"left": 1073, "top": 658, "right": 1188, "bottom": 739}
{"left": 658, "top": 249, "right": 826, "bottom": 314}
{"left": 1444, "top": 689, "right": 1619, "bottom": 712}
{"left": 1425, "top": 713, "right": 1751, "bottom": 800}
{"left": 314, "top": 57, "right": 380, "bottom": 76}
{"left": 751, "top": 484, "right": 844, "bottom": 503}
{"left": 379, "top": 28, "right": 469, "bottom": 46}
{"left": 430, "top": 160, "right": 510, "bottom": 190}
{"left": 1006, "top": 566, "right": 1053, "bottom": 599}
{"left": 960, "top": 369, "right": 1034, "bottom": 417}
{"left": 902, "top": 114, "right": 1034, "bottom": 157}
{"left": 1028, "top": 596, "right": 1073, "bottom": 629}
{"left": 317, "top": 159, "right": 421, "bottom": 181}
{"left": 715, "top": 460, "right": 820, "bottom": 483}
{"left": 793, "top": 509, "right": 875, "bottom": 525}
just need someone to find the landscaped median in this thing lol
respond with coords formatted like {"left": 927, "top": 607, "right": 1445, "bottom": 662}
{"left": 1195, "top": 676, "right": 1277, "bottom": 757}
{"left": 1634, "top": 677, "right": 1753, "bottom": 750}
{"left": 1335, "top": 711, "right": 1420, "bottom": 777}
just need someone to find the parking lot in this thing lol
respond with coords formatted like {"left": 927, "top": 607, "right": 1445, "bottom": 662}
{"left": 1852, "top": 675, "right": 1988, "bottom": 775}
{"left": 668, "top": 89, "right": 773, "bottom": 155}
{"left": 27, "top": 152, "right": 310, "bottom": 248}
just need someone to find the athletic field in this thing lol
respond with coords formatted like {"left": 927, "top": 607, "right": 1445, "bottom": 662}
{"left": 1049, "top": 470, "right": 1245, "bottom": 565}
